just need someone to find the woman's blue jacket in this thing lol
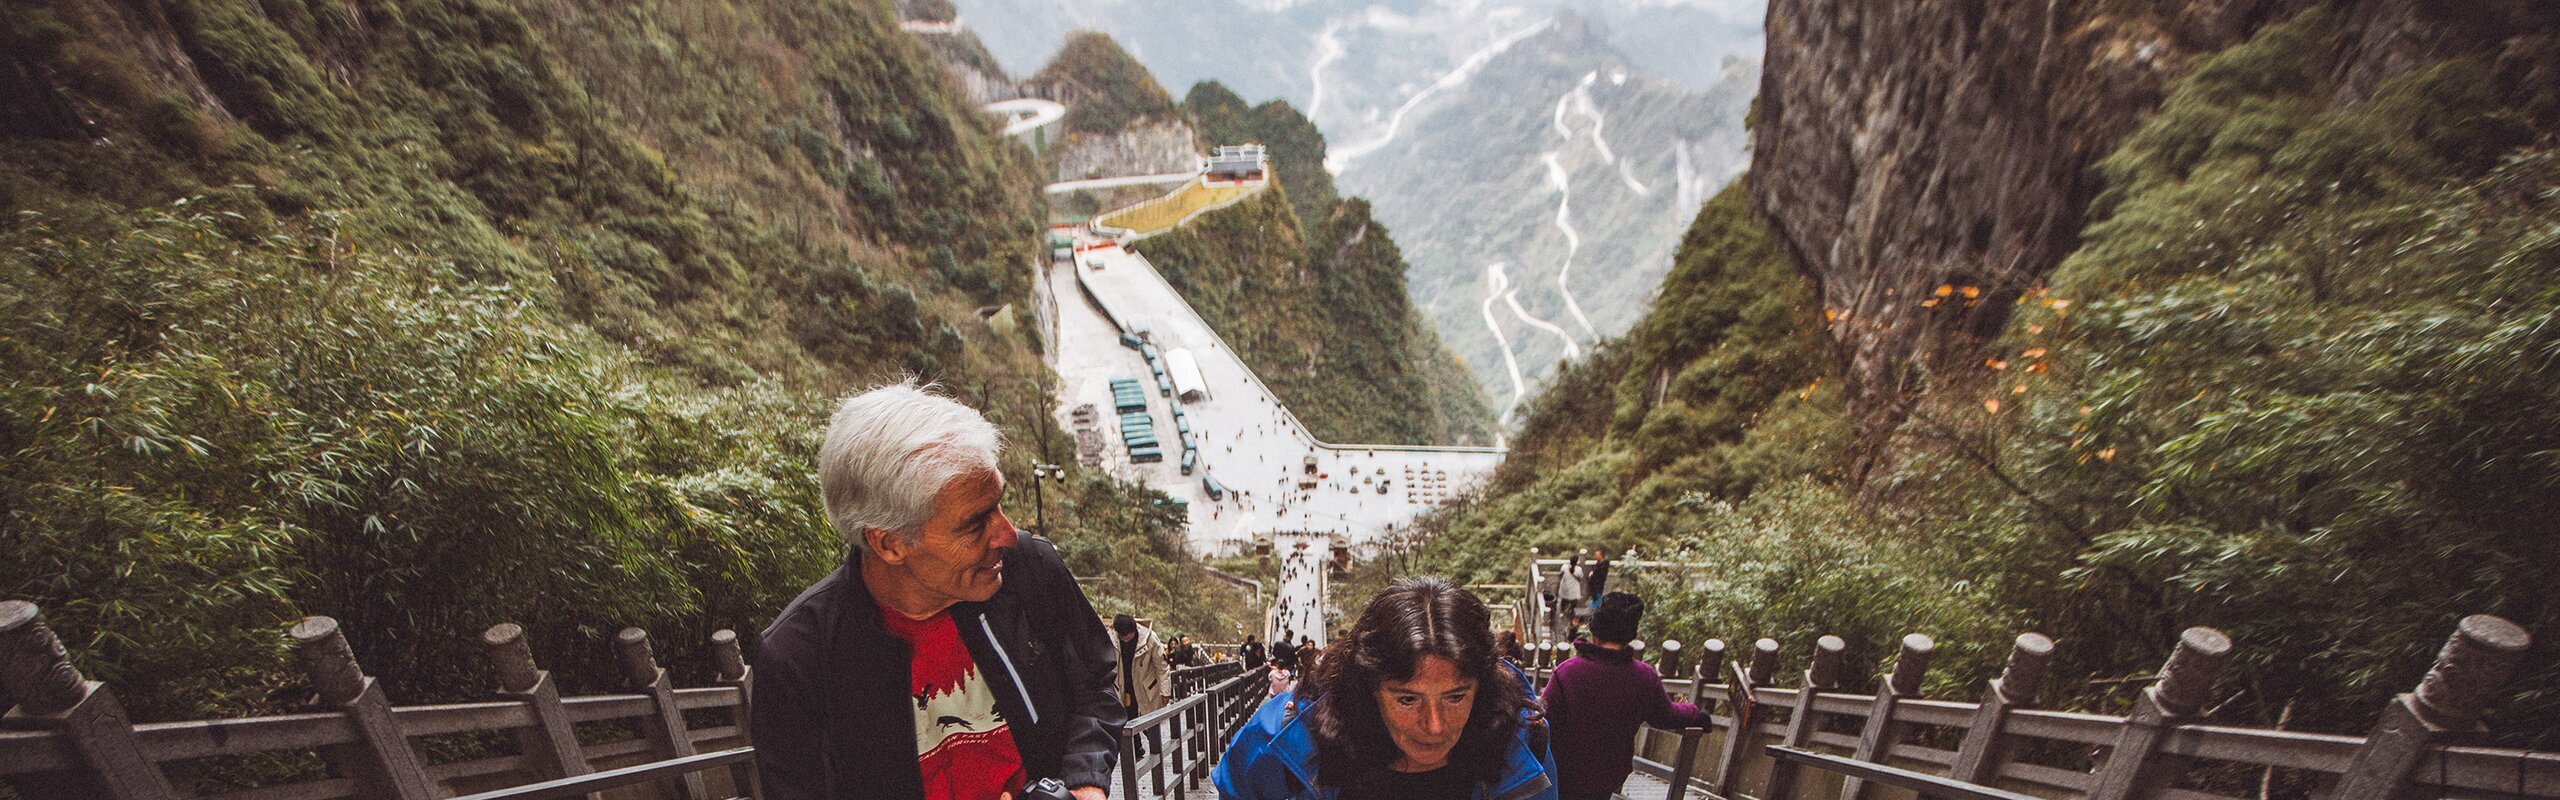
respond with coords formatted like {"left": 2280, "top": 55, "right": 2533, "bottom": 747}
{"left": 1211, "top": 662, "right": 1558, "bottom": 800}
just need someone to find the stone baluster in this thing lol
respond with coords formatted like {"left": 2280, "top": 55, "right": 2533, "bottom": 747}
{"left": 1691, "top": 638, "right": 1727, "bottom": 707}
{"left": 1839, "top": 634, "right": 1933, "bottom": 800}
{"left": 2330, "top": 615, "right": 2531, "bottom": 799}
{"left": 0, "top": 600, "right": 181, "bottom": 800}
{"left": 291, "top": 616, "right": 434, "bottom": 800}
{"left": 2087, "top": 627, "right": 2233, "bottom": 800}
{"left": 483, "top": 623, "right": 597, "bottom": 798}
{"left": 620, "top": 627, "right": 707, "bottom": 800}
{"left": 712, "top": 629, "right": 761, "bottom": 800}
{"left": 1764, "top": 635, "right": 1846, "bottom": 800}
{"left": 1948, "top": 633, "right": 2054, "bottom": 786}
{"left": 1748, "top": 636, "right": 1782, "bottom": 685}
{"left": 1714, "top": 637, "right": 1781, "bottom": 795}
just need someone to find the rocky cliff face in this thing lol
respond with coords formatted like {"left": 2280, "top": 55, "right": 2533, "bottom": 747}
{"left": 1052, "top": 118, "right": 1197, "bottom": 181}
{"left": 1749, "top": 0, "right": 2559, "bottom": 481}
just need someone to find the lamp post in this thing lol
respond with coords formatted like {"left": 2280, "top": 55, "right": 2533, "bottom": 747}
{"left": 1030, "top": 463, "right": 1066, "bottom": 536}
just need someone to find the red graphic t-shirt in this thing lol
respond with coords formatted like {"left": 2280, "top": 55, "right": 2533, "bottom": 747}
{"left": 879, "top": 610, "right": 1025, "bottom": 800}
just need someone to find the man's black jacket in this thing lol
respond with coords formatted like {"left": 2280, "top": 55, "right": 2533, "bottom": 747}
{"left": 751, "top": 535, "right": 1123, "bottom": 798}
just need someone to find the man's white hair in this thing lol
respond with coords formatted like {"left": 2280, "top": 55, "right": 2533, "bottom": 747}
{"left": 818, "top": 380, "right": 1002, "bottom": 552}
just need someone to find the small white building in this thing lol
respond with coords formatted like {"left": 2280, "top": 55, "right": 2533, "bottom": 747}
{"left": 1164, "top": 348, "right": 1210, "bottom": 402}
{"left": 1203, "top": 144, "right": 1269, "bottom": 184}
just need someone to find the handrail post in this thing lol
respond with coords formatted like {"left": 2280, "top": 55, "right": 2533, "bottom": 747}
{"left": 1681, "top": 638, "right": 1725, "bottom": 794}
{"left": 2329, "top": 615, "right": 2530, "bottom": 799}
{"left": 1713, "top": 638, "right": 1779, "bottom": 795}
{"left": 1119, "top": 724, "right": 1142, "bottom": 800}
{"left": 2087, "top": 627, "right": 2233, "bottom": 800}
{"left": 1947, "top": 633, "right": 2052, "bottom": 786}
{"left": 1839, "top": 634, "right": 1932, "bottom": 800}
{"left": 1764, "top": 635, "right": 1844, "bottom": 800}
{"left": 1692, "top": 639, "right": 1727, "bottom": 706}
{"left": 1663, "top": 727, "right": 1706, "bottom": 800}
{"left": 291, "top": 616, "right": 435, "bottom": 800}
{"left": 712, "top": 629, "right": 762, "bottom": 800}
{"left": 619, "top": 628, "right": 707, "bottom": 800}
{"left": 0, "top": 600, "right": 182, "bottom": 800}
{"left": 482, "top": 623, "right": 599, "bottom": 799}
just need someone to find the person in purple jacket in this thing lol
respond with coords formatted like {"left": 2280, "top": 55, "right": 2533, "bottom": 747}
{"left": 1541, "top": 592, "right": 1708, "bottom": 800}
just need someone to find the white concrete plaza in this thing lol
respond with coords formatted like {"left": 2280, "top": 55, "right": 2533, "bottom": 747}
{"left": 1045, "top": 232, "right": 1505, "bottom": 557}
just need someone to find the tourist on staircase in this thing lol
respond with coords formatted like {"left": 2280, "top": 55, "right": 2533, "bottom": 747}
{"left": 1581, "top": 552, "right": 1610, "bottom": 618}
{"left": 751, "top": 382, "right": 1123, "bottom": 800}
{"left": 1116, "top": 614, "right": 1171, "bottom": 719}
{"left": 1556, "top": 556, "right": 1585, "bottom": 628}
{"left": 1273, "top": 628, "right": 1299, "bottom": 673}
{"left": 1242, "top": 634, "right": 1267, "bottom": 671}
{"left": 1541, "top": 593, "right": 1707, "bottom": 800}
{"left": 1214, "top": 578, "right": 1559, "bottom": 800}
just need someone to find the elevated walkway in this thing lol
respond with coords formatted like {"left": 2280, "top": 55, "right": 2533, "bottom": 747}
{"left": 1091, "top": 177, "right": 1260, "bottom": 240}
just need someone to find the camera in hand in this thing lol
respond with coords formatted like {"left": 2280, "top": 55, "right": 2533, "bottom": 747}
{"left": 1020, "top": 778, "right": 1073, "bottom": 800}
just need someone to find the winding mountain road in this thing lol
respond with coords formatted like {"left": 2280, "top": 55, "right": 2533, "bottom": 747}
{"left": 1543, "top": 151, "right": 1601, "bottom": 341}
{"left": 1325, "top": 19, "right": 1554, "bottom": 175}
{"left": 984, "top": 97, "right": 1065, "bottom": 137}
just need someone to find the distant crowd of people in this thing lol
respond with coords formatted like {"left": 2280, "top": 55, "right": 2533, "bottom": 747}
{"left": 1539, "top": 550, "right": 1614, "bottom": 641}
{"left": 745, "top": 380, "right": 1691, "bottom": 800}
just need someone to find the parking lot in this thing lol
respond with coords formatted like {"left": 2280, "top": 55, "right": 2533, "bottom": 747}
{"left": 1046, "top": 235, "right": 1505, "bottom": 556}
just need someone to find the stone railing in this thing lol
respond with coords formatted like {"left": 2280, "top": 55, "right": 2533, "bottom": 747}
{"left": 1524, "top": 615, "right": 2549, "bottom": 800}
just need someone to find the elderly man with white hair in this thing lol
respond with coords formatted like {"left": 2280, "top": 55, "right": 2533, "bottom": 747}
{"left": 752, "top": 381, "right": 1122, "bottom": 800}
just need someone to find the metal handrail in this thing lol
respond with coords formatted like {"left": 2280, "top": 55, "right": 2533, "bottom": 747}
{"left": 1764, "top": 746, "right": 2043, "bottom": 800}
{"left": 1120, "top": 665, "right": 1269, "bottom": 800}
{"left": 448, "top": 747, "right": 753, "bottom": 800}
{"left": 447, "top": 666, "right": 1274, "bottom": 800}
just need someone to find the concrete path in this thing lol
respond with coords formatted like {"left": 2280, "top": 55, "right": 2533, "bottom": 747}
{"left": 985, "top": 97, "right": 1064, "bottom": 137}
{"left": 1047, "top": 235, "right": 1504, "bottom": 556}
{"left": 1268, "top": 532, "right": 1331, "bottom": 645}
{"left": 1045, "top": 172, "right": 1199, "bottom": 194}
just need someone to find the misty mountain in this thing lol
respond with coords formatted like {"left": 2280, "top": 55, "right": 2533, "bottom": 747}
{"left": 956, "top": 0, "right": 1762, "bottom": 422}
{"left": 961, "top": 0, "right": 1760, "bottom": 107}
{"left": 1336, "top": 17, "right": 1755, "bottom": 420}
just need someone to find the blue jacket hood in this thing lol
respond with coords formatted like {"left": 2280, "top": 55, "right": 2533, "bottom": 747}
{"left": 1213, "top": 662, "right": 1557, "bottom": 800}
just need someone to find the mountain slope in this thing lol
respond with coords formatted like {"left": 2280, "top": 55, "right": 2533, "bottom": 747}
{"left": 0, "top": 0, "right": 1247, "bottom": 730}
{"left": 1133, "top": 187, "right": 1495, "bottom": 446}
{"left": 1416, "top": 6, "right": 2560, "bottom": 749}
{"left": 1336, "top": 16, "right": 1756, "bottom": 416}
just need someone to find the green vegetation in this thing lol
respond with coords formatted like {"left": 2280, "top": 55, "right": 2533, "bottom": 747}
{"left": 1052, "top": 475, "right": 1250, "bottom": 641}
{"left": 1129, "top": 89, "right": 1493, "bottom": 446}
{"left": 1184, "top": 80, "right": 1338, "bottom": 228}
{"left": 1032, "top": 31, "right": 1178, "bottom": 135}
{"left": 0, "top": 0, "right": 1243, "bottom": 742}
{"left": 1136, "top": 187, "right": 1496, "bottom": 446}
{"left": 1408, "top": 9, "right": 2557, "bottom": 750}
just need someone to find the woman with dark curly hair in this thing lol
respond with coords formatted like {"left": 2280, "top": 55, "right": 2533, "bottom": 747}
{"left": 1213, "top": 577, "right": 1557, "bottom": 800}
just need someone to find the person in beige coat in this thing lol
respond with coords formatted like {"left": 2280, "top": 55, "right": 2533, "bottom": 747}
{"left": 1113, "top": 614, "right": 1170, "bottom": 717}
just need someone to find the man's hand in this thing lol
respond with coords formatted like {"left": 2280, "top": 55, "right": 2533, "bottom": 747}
{"left": 1071, "top": 786, "right": 1108, "bottom": 800}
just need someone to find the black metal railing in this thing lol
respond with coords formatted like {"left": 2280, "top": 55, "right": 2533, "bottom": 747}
{"left": 1120, "top": 665, "right": 1269, "bottom": 800}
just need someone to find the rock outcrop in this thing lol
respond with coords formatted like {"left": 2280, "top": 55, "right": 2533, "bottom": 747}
{"left": 1052, "top": 118, "right": 1197, "bottom": 181}
{"left": 1749, "top": 0, "right": 2560, "bottom": 482}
